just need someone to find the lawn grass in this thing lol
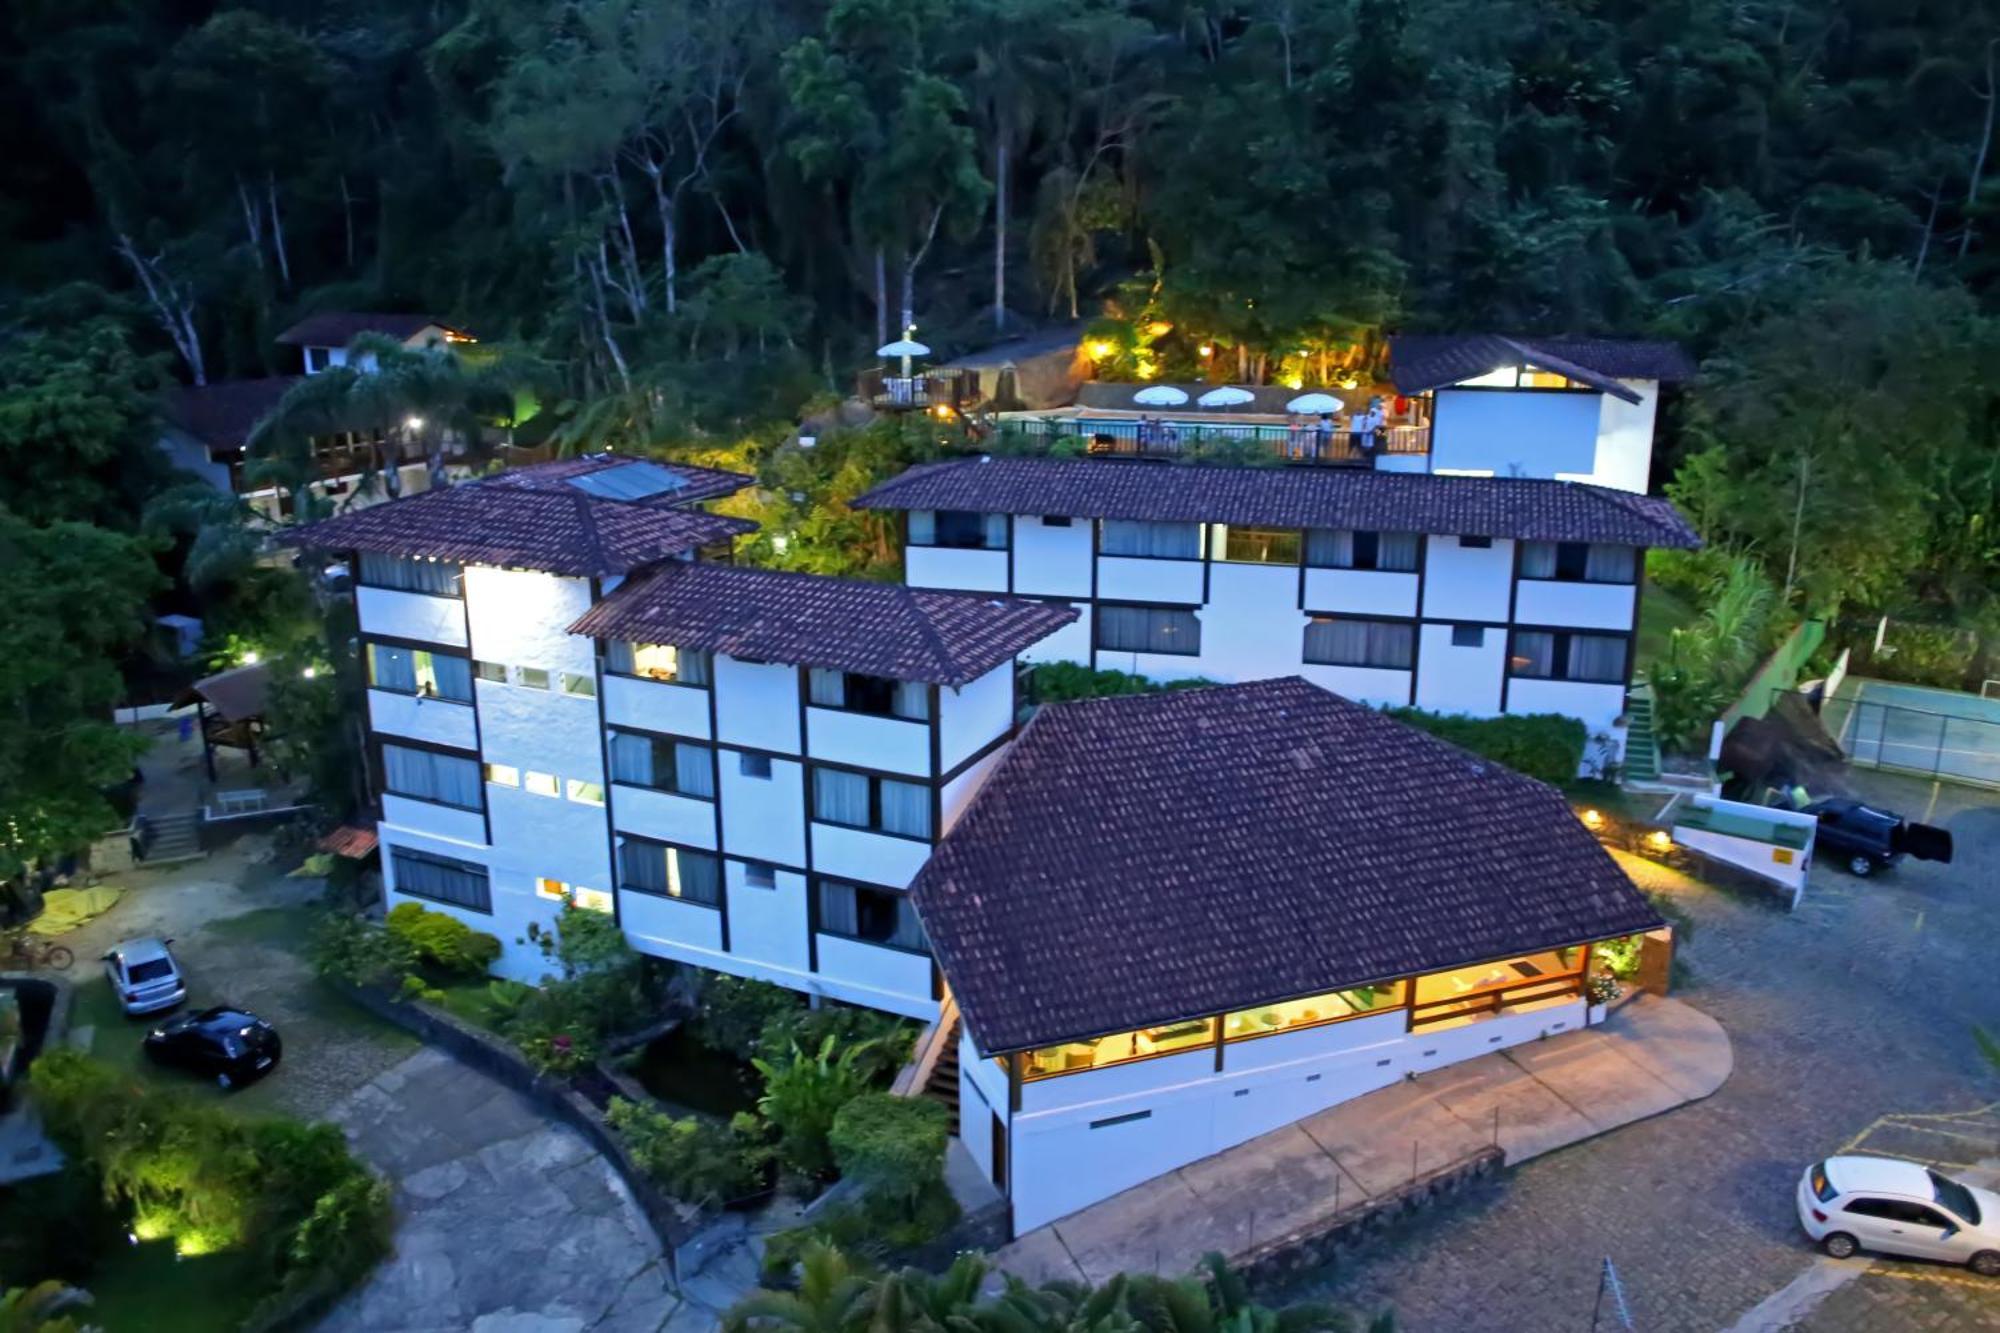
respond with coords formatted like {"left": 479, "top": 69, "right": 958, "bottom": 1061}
{"left": 1635, "top": 582, "right": 1698, "bottom": 673}
{"left": 85, "top": 1239, "right": 265, "bottom": 1333}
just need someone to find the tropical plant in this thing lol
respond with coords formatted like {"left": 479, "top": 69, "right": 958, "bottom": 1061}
{"left": 753, "top": 1037, "right": 880, "bottom": 1181}
{"left": 386, "top": 901, "right": 502, "bottom": 976}
{"left": 827, "top": 1095, "right": 948, "bottom": 1210}
{"left": 605, "top": 1098, "right": 771, "bottom": 1207}
{"left": 307, "top": 912, "right": 420, "bottom": 991}
{"left": 724, "top": 1241, "right": 872, "bottom": 1333}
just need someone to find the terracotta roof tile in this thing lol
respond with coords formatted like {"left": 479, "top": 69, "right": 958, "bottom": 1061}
{"left": 571, "top": 562, "right": 1076, "bottom": 686}
{"left": 1387, "top": 334, "right": 1694, "bottom": 395}
{"left": 160, "top": 377, "right": 302, "bottom": 450}
{"left": 914, "top": 678, "right": 1663, "bottom": 1055}
{"left": 852, "top": 457, "right": 1700, "bottom": 549}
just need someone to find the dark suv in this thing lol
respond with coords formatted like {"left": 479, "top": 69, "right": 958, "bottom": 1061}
{"left": 1803, "top": 798, "right": 1953, "bottom": 877}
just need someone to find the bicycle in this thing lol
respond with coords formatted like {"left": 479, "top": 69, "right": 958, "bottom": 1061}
{"left": 2, "top": 932, "right": 74, "bottom": 971}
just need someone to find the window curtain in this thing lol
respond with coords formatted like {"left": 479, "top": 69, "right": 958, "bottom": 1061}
{"left": 430, "top": 653, "right": 473, "bottom": 701}
{"left": 384, "top": 745, "right": 480, "bottom": 809}
{"left": 1307, "top": 619, "right": 1410, "bottom": 667}
{"left": 1102, "top": 520, "right": 1199, "bottom": 558}
{"left": 1306, "top": 529, "right": 1355, "bottom": 568}
{"left": 358, "top": 552, "right": 461, "bottom": 596}
{"left": 667, "top": 848, "right": 721, "bottom": 904}
{"left": 808, "top": 668, "right": 846, "bottom": 707}
{"left": 1378, "top": 532, "right": 1421, "bottom": 571}
{"left": 1097, "top": 605, "right": 1198, "bottom": 654}
{"left": 430, "top": 753, "right": 481, "bottom": 808}
{"left": 982, "top": 513, "right": 1008, "bottom": 548}
{"left": 678, "top": 650, "right": 712, "bottom": 686}
{"left": 673, "top": 743, "right": 715, "bottom": 798}
{"left": 1512, "top": 630, "right": 1557, "bottom": 677}
{"left": 1585, "top": 545, "right": 1636, "bottom": 583}
{"left": 382, "top": 744, "right": 429, "bottom": 797}
{"left": 878, "top": 780, "right": 931, "bottom": 838}
{"left": 885, "top": 895, "right": 928, "bottom": 950}
{"left": 370, "top": 644, "right": 417, "bottom": 693}
{"left": 609, "top": 732, "right": 655, "bottom": 786}
{"left": 907, "top": 511, "right": 936, "bottom": 545}
{"left": 606, "top": 641, "right": 635, "bottom": 674}
{"left": 392, "top": 850, "right": 490, "bottom": 912}
{"left": 1568, "top": 634, "right": 1627, "bottom": 682}
{"left": 813, "top": 768, "right": 870, "bottom": 825}
{"left": 819, "top": 879, "right": 859, "bottom": 935}
{"left": 892, "top": 680, "right": 930, "bottom": 721}
{"left": 1520, "top": 542, "right": 1559, "bottom": 579}
{"left": 619, "top": 840, "right": 668, "bottom": 894}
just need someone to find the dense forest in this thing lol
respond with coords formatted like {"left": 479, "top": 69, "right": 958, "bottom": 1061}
{"left": 2, "top": 0, "right": 1998, "bottom": 864}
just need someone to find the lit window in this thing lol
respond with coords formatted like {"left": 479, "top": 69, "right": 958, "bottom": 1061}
{"left": 524, "top": 771, "right": 559, "bottom": 797}
{"left": 485, "top": 763, "right": 520, "bottom": 787}
{"left": 607, "top": 641, "right": 711, "bottom": 685}
{"left": 566, "top": 779, "right": 606, "bottom": 806}
{"left": 518, "top": 667, "right": 551, "bottom": 690}
{"left": 572, "top": 886, "right": 613, "bottom": 914}
{"left": 536, "top": 877, "right": 569, "bottom": 901}
{"left": 560, "top": 672, "right": 596, "bottom": 698}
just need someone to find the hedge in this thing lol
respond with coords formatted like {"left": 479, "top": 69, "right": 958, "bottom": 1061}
{"left": 1024, "top": 661, "right": 1218, "bottom": 704}
{"left": 1382, "top": 708, "right": 1586, "bottom": 784}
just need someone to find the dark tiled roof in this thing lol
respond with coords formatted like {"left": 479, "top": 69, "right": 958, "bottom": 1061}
{"left": 570, "top": 562, "right": 1076, "bottom": 686}
{"left": 484, "top": 453, "right": 752, "bottom": 506}
{"left": 160, "top": 377, "right": 302, "bottom": 450}
{"left": 277, "top": 467, "right": 755, "bottom": 577}
{"left": 273, "top": 312, "right": 470, "bottom": 347}
{"left": 852, "top": 457, "right": 1699, "bottom": 549}
{"left": 916, "top": 678, "right": 1663, "bottom": 1055}
{"left": 1388, "top": 334, "right": 1694, "bottom": 397}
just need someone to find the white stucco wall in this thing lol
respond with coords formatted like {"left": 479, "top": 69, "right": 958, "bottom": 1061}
{"left": 1194, "top": 564, "right": 1304, "bottom": 682}
{"left": 1420, "top": 536, "right": 1514, "bottom": 622}
{"left": 1589, "top": 381, "right": 1659, "bottom": 493}
{"left": 612, "top": 783, "right": 716, "bottom": 849}
{"left": 939, "top": 664, "right": 1013, "bottom": 770}
{"left": 810, "top": 823, "right": 932, "bottom": 888}
{"left": 807, "top": 708, "right": 929, "bottom": 776}
{"left": 1096, "top": 556, "right": 1203, "bottom": 606}
{"left": 603, "top": 674, "right": 710, "bottom": 739}
{"left": 813, "top": 934, "right": 936, "bottom": 1018}
{"left": 1432, "top": 389, "right": 1601, "bottom": 480}
{"left": 906, "top": 546, "right": 1008, "bottom": 592}
{"left": 357, "top": 586, "right": 467, "bottom": 647}
{"left": 1514, "top": 578, "right": 1637, "bottom": 632}
{"left": 1506, "top": 678, "right": 1627, "bottom": 738}
{"left": 714, "top": 656, "right": 801, "bottom": 753}
{"left": 1302, "top": 568, "right": 1419, "bottom": 618}
{"left": 367, "top": 689, "right": 477, "bottom": 751}
{"left": 724, "top": 863, "right": 812, "bottom": 974}
{"left": 1012, "top": 517, "right": 1092, "bottom": 597}
{"left": 1022, "top": 606, "right": 1091, "bottom": 665}
{"left": 717, "top": 750, "right": 808, "bottom": 868}
{"left": 1415, "top": 623, "right": 1505, "bottom": 715}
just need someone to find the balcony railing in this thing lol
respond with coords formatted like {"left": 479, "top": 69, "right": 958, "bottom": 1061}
{"left": 859, "top": 367, "right": 976, "bottom": 412}
{"left": 1408, "top": 973, "right": 1583, "bottom": 1030}
{"left": 991, "top": 417, "right": 1431, "bottom": 467}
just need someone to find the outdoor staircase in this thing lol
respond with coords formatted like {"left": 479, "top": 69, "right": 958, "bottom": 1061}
{"left": 922, "top": 1013, "right": 963, "bottom": 1138}
{"left": 139, "top": 810, "right": 204, "bottom": 864}
{"left": 1624, "top": 683, "right": 1662, "bottom": 785}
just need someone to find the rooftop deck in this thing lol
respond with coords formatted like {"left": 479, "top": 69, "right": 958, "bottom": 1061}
{"left": 988, "top": 414, "right": 1431, "bottom": 467}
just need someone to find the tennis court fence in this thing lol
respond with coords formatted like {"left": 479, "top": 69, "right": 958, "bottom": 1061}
{"left": 1808, "top": 682, "right": 2000, "bottom": 788}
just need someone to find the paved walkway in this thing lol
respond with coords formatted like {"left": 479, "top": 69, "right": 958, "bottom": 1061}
{"left": 996, "top": 994, "right": 1731, "bottom": 1287}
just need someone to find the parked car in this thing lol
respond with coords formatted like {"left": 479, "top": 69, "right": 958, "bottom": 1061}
{"left": 143, "top": 1006, "right": 282, "bottom": 1089}
{"left": 1798, "top": 1155, "right": 2000, "bottom": 1276}
{"left": 102, "top": 937, "right": 186, "bottom": 1015}
{"left": 1802, "top": 797, "right": 1953, "bottom": 877}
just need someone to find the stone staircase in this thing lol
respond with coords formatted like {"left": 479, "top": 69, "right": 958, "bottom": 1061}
{"left": 1624, "top": 683, "right": 1661, "bottom": 784}
{"left": 139, "top": 810, "right": 204, "bottom": 864}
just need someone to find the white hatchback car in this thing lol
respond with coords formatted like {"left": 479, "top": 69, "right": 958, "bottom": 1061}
{"left": 1799, "top": 1155, "right": 2000, "bottom": 1276}
{"left": 103, "top": 937, "right": 187, "bottom": 1016}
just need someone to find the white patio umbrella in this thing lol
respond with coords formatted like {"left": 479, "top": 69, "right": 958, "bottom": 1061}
{"left": 1286, "top": 391, "right": 1345, "bottom": 414}
{"left": 876, "top": 336, "right": 931, "bottom": 379}
{"left": 1132, "top": 385, "right": 1190, "bottom": 407}
{"left": 1197, "top": 385, "right": 1255, "bottom": 407}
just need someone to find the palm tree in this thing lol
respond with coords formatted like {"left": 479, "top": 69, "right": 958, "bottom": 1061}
{"left": 246, "top": 333, "right": 548, "bottom": 517}
{"left": 724, "top": 1242, "right": 873, "bottom": 1333}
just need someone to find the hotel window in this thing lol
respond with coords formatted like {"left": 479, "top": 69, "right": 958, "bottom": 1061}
{"left": 381, "top": 744, "right": 483, "bottom": 811}
{"left": 1303, "top": 617, "right": 1414, "bottom": 669}
{"left": 816, "top": 877, "right": 927, "bottom": 951}
{"left": 1519, "top": 541, "right": 1637, "bottom": 584}
{"left": 1459, "top": 535, "right": 1493, "bottom": 549}
{"left": 609, "top": 731, "right": 715, "bottom": 798}
{"left": 1305, "top": 529, "right": 1420, "bottom": 572}
{"left": 1225, "top": 981, "right": 1408, "bottom": 1042}
{"left": 1509, "top": 630, "right": 1627, "bottom": 683}
{"left": 524, "top": 770, "right": 560, "bottom": 797}
{"left": 908, "top": 510, "right": 1007, "bottom": 549}
{"left": 810, "top": 767, "right": 932, "bottom": 840}
{"left": 743, "top": 861, "right": 778, "bottom": 890}
{"left": 391, "top": 848, "right": 491, "bottom": 913}
{"left": 739, "top": 753, "right": 773, "bottom": 779}
{"left": 571, "top": 886, "right": 613, "bottom": 914}
{"left": 1450, "top": 625, "right": 1486, "bottom": 648}
{"left": 1099, "top": 519, "right": 1200, "bottom": 559}
{"left": 560, "top": 671, "right": 596, "bottom": 698}
{"left": 476, "top": 661, "right": 507, "bottom": 683}
{"left": 607, "top": 641, "right": 711, "bottom": 686}
{"left": 1021, "top": 1017, "right": 1217, "bottom": 1080}
{"left": 484, "top": 763, "right": 520, "bottom": 787}
{"left": 518, "top": 667, "right": 551, "bottom": 690}
{"left": 1095, "top": 604, "right": 1201, "bottom": 656}
{"left": 618, "top": 839, "right": 721, "bottom": 906}
{"left": 1041, "top": 515, "right": 1073, "bottom": 527}
{"left": 367, "top": 644, "right": 473, "bottom": 702}
{"left": 1209, "top": 525, "right": 1300, "bottom": 565}
{"left": 566, "top": 779, "right": 605, "bottom": 806}
{"left": 357, "top": 552, "right": 462, "bottom": 597}
{"left": 535, "top": 876, "right": 569, "bottom": 901}
{"left": 1412, "top": 949, "right": 1585, "bottom": 1025}
{"left": 808, "top": 668, "right": 929, "bottom": 721}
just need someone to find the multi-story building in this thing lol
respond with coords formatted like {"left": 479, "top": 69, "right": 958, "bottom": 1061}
{"left": 286, "top": 455, "right": 1074, "bottom": 1008}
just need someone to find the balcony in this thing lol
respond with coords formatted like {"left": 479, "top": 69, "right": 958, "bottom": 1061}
{"left": 859, "top": 367, "right": 977, "bottom": 412}
{"left": 990, "top": 416, "right": 1431, "bottom": 467}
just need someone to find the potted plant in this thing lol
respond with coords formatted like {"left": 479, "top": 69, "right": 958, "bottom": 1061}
{"left": 1585, "top": 971, "right": 1622, "bottom": 1024}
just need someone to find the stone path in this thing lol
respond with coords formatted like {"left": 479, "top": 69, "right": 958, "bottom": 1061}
{"left": 996, "top": 994, "right": 1731, "bottom": 1287}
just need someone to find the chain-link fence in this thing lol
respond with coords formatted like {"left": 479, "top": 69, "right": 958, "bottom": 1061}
{"left": 1815, "top": 677, "right": 2000, "bottom": 788}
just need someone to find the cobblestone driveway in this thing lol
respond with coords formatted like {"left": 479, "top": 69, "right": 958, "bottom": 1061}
{"left": 1276, "top": 771, "right": 2000, "bottom": 1332}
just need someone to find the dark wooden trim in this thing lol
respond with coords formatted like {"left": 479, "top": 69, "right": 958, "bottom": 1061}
{"left": 1212, "top": 1018, "right": 1226, "bottom": 1072}
{"left": 1005, "top": 514, "right": 1015, "bottom": 593}
{"left": 1503, "top": 625, "right": 1634, "bottom": 687}
{"left": 1201, "top": 523, "right": 1213, "bottom": 601}
{"left": 798, "top": 666, "right": 818, "bottom": 973}
{"left": 927, "top": 684, "right": 944, "bottom": 841}
{"left": 1007, "top": 1052, "right": 1022, "bottom": 1114}
{"left": 707, "top": 661, "right": 728, "bottom": 953}
{"left": 457, "top": 584, "right": 492, "bottom": 844}
{"left": 1624, "top": 560, "right": 1648, "bottom": 695}
{"left": 589, "top": 579, "right": 623, "bottom": 930}
{"left": 1499, "top": 537, "right": 1524, "bottom": 713}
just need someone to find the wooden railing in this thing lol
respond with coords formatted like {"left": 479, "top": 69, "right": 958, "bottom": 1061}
{"left": 1408, "top": 973, "right": 1583, "bottom": 1030}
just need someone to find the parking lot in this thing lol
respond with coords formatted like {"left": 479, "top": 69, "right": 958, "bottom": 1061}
{"left": 1278, "top": 769, "right": 2000, "bottom": 1332}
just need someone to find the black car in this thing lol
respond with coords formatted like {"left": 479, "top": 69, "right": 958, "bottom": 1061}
{"left": 1804, "top": 797, "right": 1953, "bottom": 877}
{"left": 144, "top": 1006, "right": 282, "bottom": 1089}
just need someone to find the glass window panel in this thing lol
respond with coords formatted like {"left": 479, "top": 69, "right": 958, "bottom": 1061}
{"left": 358, "top": 552, "right": 462, "bottom": 596}
{"left": 560, "top": 671, "right": 596, "bottom": 697}
{"left": 518, "top": 667, "right": 550, "bottom": 690}
{"left": 1304, "top": 529, "right": 1354, "bottom": 568}
{"left": 1021, "top": 1017, "right": 1218, "bottom": 1080}
{"left": 429, "top": 653, "right": 473, "bottom": 702}
{"left": 1567, "top": 634, "right": 1627, "bottom": 682}
{"left": 485, "top": 762, "right": 519, "bottom": 787}
{"left": 566, "top": 779, "right": 605, "bottom": 806}
{"left": 673, "top": 743, "right": 715, "bottom": 798}
{"left": 878, "top": 779, "right": 932, "bottom": 839}
{"left": 609, "top": 732, "right": 655, "bottom": 787}
{"left": 618, "top": 840, "right": 668, "bottom": 895}
{"left": 907, "top": 510, "right": 936, "bottom": 545}
{"left": 368, "top": 643, "right": 417, "bottom": 693}
{"left": 812, "top": 768, "right": 870, "bottom": 826}
{"left": 808, "top": 668, "right": 846, "bottom": 707}
{"left": 1520, "top": 542, "right": 1559, "bottom": 579}
{"left": 1213, "top": 525, "right": 1301, "bottom": 565}
{"left": 892, "top": 680, "right": 930, "bottom": 721}
{"left": 1095, "top": 605, "right": 1201, "bottom": 655}
{"left": 1102, "top": 519, "right": 1200, "bottom": 559}
{"left": 1511, "top": 630, "right": 1556, "bottom": 678}
{"left": 1585, "top": 544, "right": 1636, "bottom": 583}
{"left": 524, "top": 770, "right": 559, "bottom": 797}
{"left": 1225, "top": 980, "right": 1407, "bottom": 1040}
{"left": 391, "top": 848, "right": 490, "bottom": 912}
{"left": 666, "top": 848, "right": 721, "bottom": 904}
{"left": 1377, "top": 532, "right": 1420, "bottom": 571}
{"left": 1304, "top": 618, "right": 1413, "bottom": 669}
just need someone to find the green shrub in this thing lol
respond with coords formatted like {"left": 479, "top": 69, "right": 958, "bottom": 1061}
{"left": 1382, "top": 708, "right": 1586, "bottom": 784}
{"left": 829, "top": 1094, "right": 948, "bottom": 1206}
{"left": 28, "top": 1051, "right": 390, "bottom": 1320}
{"left": 1024, "top": 661, "right": 1220, "bottom": 705}
{"left": 759, "top": 1004, "right": 917, "bottom": 1084}
{"left": 605, "top": 1098, "right": 771, "bottom": 1207}
{"left": 386, "top": 901, "right": 501, "bottom": 976}
{"left": 694, "top": 975, "right": 802, "bottom": 1061}
{"left": 753, "top": 1038, "right": 879, "bottom": 1182}
{"left": 307, "top": 912, "right": 417, "bottom": 990}
{"left": 758, "top": 1182, "right": 961, "bottom": 1279}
